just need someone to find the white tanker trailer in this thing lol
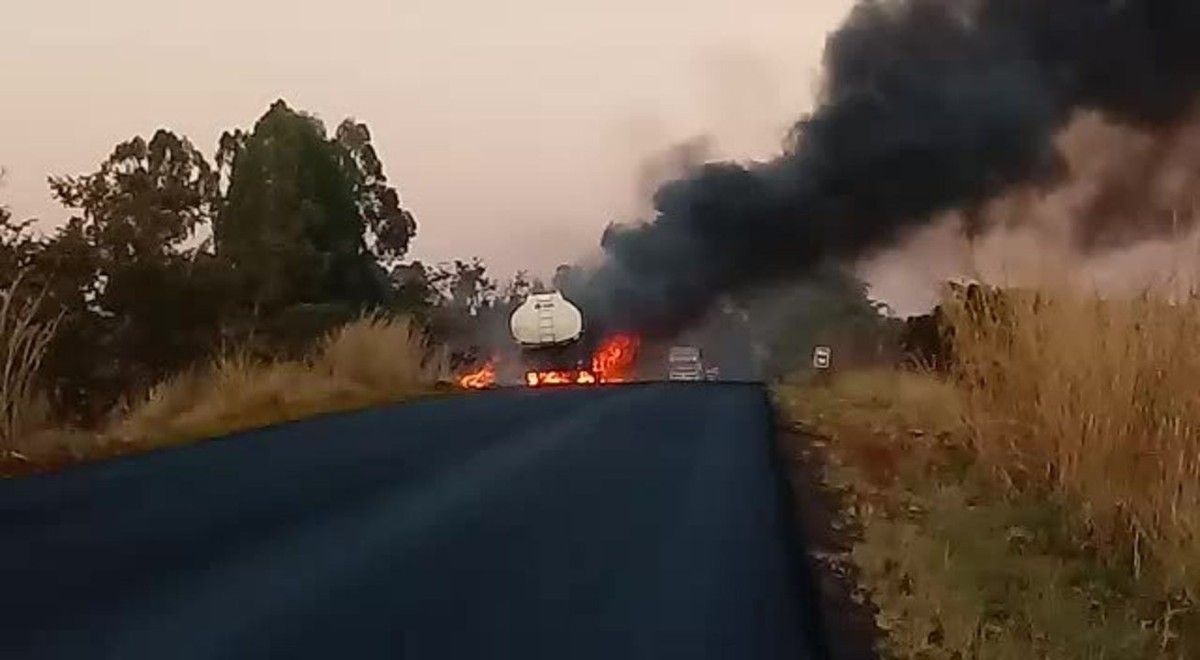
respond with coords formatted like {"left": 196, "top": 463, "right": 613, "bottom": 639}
{"left": 508, "top": 291, "right": 596, "bottom": 386}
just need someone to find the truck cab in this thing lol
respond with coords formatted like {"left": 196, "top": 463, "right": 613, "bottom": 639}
{"left": 667, "top": 346, "right": 705, "bottom": 381}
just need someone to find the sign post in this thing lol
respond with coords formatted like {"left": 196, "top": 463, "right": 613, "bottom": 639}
{"left": 813, "top": 346, "right": 832, "bottom": 369}
{"left": 812, "top": 345, "right": 833, "bottom": 386}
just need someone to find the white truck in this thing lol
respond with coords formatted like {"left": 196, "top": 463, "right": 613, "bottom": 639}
{"left": 509, "top": 291, "right": 594, "bottom": 386}
{"left": 667, "top": 345, "right": 705, "bottom": 381}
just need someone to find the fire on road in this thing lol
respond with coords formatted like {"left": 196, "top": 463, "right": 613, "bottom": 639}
{"left": 458, "top": 333, "right": 641, "bottom": 390}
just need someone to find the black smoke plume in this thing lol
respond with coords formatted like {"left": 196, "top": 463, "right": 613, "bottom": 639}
{"left": 576, "top": 0, "right": 1200, "bottom": 335}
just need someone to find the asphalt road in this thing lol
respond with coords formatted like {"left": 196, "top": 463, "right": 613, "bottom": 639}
{"left": 1, "top": 383, "right": 835, "bottom": 659}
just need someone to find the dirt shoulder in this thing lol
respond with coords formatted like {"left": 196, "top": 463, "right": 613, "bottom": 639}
{"left": 777, "top": 421, "right": 882, "bottom": 660}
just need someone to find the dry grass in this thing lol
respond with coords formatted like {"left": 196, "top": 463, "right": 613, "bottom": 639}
{"left": 110, "top": 314, "right": 449, "bottom": 449}
{"left": 778, "top": 275, "right": 1200, "bottom": 656}
{"left": 943, "top": 288, "right": 1200, "bottom": 597}
{"left": 0, "top": 270, "right": 60, "bottom": 451}
{"left": 0, "top": 313, "right": 451, "bottom": 476}
{"left": 776, "top": 372, "right": 1179, "bottom": 658}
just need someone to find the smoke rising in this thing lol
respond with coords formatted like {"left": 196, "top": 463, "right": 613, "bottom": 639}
{"left": 861, "top": 108, "right": 1200, "bottom": 313}
{"left": 981, "top": 110, "right": 1200, "bottom": 250}
{"left": 576, "top": 0, "right": 1200, "bottom": 335}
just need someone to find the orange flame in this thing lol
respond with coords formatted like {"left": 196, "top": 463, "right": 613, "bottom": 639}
{"left": 458, "top": 360, "right": 497, "bottom": 389}
{"left": 525, "top": 369, "right": 597, "bottom": 387}
{"left": 592, "top": 333, "right": 640, "bottom": 383}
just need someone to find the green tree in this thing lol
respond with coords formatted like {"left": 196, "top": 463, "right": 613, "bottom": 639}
{"left": 216, "top": 101, "right": 415, "bottom": 312}
{"left": 421, "top": 258, "right": 500, "bottom": 365}
{"left": 335, "top": 120, "right": 417, "bottom": 270}
{"left": 389, "top": 260, "right": 442, "bottom": 316}
{"left": 49, "top": 131, "right": 218, "bottom": 261}
{"left": 735, "top": 265, "right": 902, "bottom": 377}
{"left": 502, "top": 270, "right": 535, "bottom": 306}
{"left": 9, "top": 101, "right": 429, "bottom": 422}
{"left": 430, "top": 258, "right": 497, "bottom": 315}
{"left": 0, "top": 177, "right": 40, "bottom": 282}
{"left": 43, "top": 131, "right": 229, "bottom": 419}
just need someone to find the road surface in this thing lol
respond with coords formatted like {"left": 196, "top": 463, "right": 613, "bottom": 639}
{"left": 1, "top": 383, "right": 837, "bottom": 659}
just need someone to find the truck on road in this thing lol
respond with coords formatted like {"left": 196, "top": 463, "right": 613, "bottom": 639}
{"left": 667, "top": 345, "right": 705, "bottom": 381}
{"left": 509, "top": 291, "right": 595, "bottom": 386}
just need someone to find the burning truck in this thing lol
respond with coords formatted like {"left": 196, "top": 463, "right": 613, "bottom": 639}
{"left": 458, "top": 290, "right": 639, "bottom": 389}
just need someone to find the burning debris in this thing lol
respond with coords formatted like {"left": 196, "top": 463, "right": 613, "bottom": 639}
{"left": 525, "top": 369, "right": 597, "bottom": 388}
{"left": 456, "top": 332, "right": 642, "bottom": 390}
{"left": 571, "top": 0, "right": 1200, "bottom": 338}
{"left": 458, "top": 360, "right": 497, "bottom": 390}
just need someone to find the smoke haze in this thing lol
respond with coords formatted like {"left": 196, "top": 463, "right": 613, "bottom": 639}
{"left": 864, "top": 108, "right": 1200, "bottom": 314}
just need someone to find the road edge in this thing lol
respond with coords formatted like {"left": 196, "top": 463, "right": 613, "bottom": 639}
{"left": 767, "top": 400, "right": 882, "bottom": 660}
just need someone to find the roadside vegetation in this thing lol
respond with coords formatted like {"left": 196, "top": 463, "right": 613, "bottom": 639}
{"left": 0, "top": 100, "right": 531, "bottom": 476}
{"left": 110, "top": 315, "right": 448, "bottom": 451}
{"left": 777, "top": 285, "right": 1200, "bottom": 658}
{"left": 1, "top": 313, "right": 450, "bottom": 476}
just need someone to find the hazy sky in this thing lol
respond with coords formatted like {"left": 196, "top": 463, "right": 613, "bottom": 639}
{"left": 1, "top": 0, "right": 853, "bottom": 281}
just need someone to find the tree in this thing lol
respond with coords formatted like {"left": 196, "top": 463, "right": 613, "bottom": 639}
{"left": 430, "top": 258, "right": 497, "bottom": 315}
{"left": 49, "top": 131, "right": 218, "bottom": 262}
{"left": 42, "top": 131, "right": 229, "bottom": 419}
{"left": 733, "top": 265, "right": 902, "bottom": 377}
{"left": 216, "top": 101, "right": 416, "bottom": 312}
{"left": 335, "top": 120, "right": 417, "bottom": 270}
{"left": 0, "top": 194, "right": 39, "bottom": 284}
{"left": 502, "top": 270, "right": 535, "bottom": 306}
{"left": 9, "top": 101, "right": 430, "bottom": 423}
{"left": 389, "top": 261, "right": 442, "bottom": 316}
{"left": 420, "top": 259, "right": 501, "bottom": 365}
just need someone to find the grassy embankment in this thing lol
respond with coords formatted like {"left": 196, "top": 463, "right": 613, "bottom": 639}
{"left": 0, "top": 278, "right": 450, "bottom": 476}
{"left": 776, "top": 288, "right": 1200, "bottom": 659}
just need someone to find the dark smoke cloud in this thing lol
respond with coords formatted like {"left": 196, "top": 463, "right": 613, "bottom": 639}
{"left": 576, "top": 0, "right": 1200, "bottom": 335}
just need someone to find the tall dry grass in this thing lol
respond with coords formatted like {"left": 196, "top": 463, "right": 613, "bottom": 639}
{"left": 0, "top": 270, "right": 59, "bottom": 451}
{"left": 112, "top": 314, "right": 449, "bottom": 448}
{"left": 943, "top": 285, "right": 1200, "bottom": 595}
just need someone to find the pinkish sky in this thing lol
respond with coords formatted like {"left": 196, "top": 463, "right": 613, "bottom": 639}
{"left": 1, "top": 0, "right": 853, "bottom": 282}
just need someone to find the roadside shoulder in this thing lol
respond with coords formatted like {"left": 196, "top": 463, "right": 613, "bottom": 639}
{"left": 773, "top": 371, "right": 1174, "bottom": 659}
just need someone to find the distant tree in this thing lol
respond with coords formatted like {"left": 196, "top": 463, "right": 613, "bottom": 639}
{"left": 421, "top": 258, "right": 502, "bottom": 365}
{"left": 430, "top": 258, "right": 497, "bottom": 315}
{"left": 49, "top": 131, "right": 218, "bottom": 262}
{"left": 335, "top": 120, "right": 418, "bottom": 270}
{"left": 734, "top": 264, "right": 902, "bottom": 377}
{"left": 32, "top": 131, "right": 231, "bottom": 419}
{"left": 503, "top": 270, "right": 534, "bottom": 306}
{"left": 0, "top": 187, "right": 39, "bottom": 282}
{"left": 217, "top": 101, "right": 364, "bottom": 308}
{"left": 389, "top": 260, "right": 442, "bottom": 315}
{"left": 216, "top": 101, "right": 417, "bottom": 313}
{"left": 214, "top": 129, "right": 247, "bottom": 194}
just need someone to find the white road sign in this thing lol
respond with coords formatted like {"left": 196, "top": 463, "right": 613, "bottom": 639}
{"left": 812, "top": 346, "right": 832, "bottom": 369}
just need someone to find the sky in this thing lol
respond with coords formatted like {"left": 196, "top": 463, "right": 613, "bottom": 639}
{"left": 0, "top": 0, "right": 854, "bottom": 282}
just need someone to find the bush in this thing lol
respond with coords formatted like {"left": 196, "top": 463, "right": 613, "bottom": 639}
{"left": 111, "top": 314, "right": 448, "bottom": 448}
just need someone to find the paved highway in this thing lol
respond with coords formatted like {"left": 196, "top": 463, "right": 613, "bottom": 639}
{"left": 1, "top": 383, "right": 838, "bottom": 659}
